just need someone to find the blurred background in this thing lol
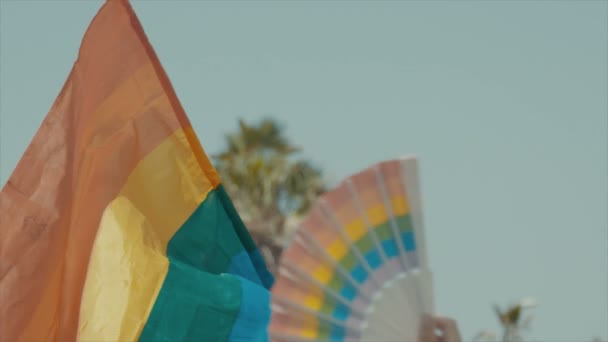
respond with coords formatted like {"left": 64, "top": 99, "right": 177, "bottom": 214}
{"left": 1, "top": 1, "right": 606, "bottom": 341}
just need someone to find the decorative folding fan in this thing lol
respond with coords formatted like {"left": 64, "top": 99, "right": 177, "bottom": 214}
{"left": 270, "top": 156, "right": 433, "bottom": 342}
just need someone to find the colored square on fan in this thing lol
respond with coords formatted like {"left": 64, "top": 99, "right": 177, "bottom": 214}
{"left": 364, "top": 250, "right": 382, "bottom": 269}
{"left": 327, "top": 275, "right": 344, "bottom": 293}
{"left": 317, "top": 323, "right": 345, "bottom": 341}
{"left": 401, "top": 231, "right": 416, "bottom": 251}
{"left": 344, "top": 219, "right": 366, "bottom": 241}
{"left": 391, "top": 195, "right": 409, "bottom": 216}
{"left": 396, "top": 215, "right": 413, "bottom": 232}
{"left": 340, "top": 250, "right": 357, "bottom": 270}
{"left": 304, "top": 293, "right": 324, "bottom": 310}
{"left": 332, "top": 303, "right": 350, "bottom": 320}
{"left": 367, "top": 204, "right": 388, "bottom": 226}
{"left": 299, "top": 328, "right": 317, "bottom": 339}
{"left": 381, "top": 238, "right": 399, "bottom": 257}
{"left": 327, "top": 239, "right": 348, "bottom": 259}
{"left": 330, "top": 325, "right": 346, "bottom": 341}
{"left": 340, "top": 284, "right": 357, "bottom": 301}
{"left": 375, "top": 223, "right": 393, "bottom": 241}
{"left": 313, "top": 263, "right": 333, "bottom": 284}
{"left": 319, "top": 301, "right": 334, "bottom": 316}
{"left": 354, "top": 235, "right": 374, "bottom": 254}
{"left": 350, "top": 265, "right": 368, "bottom": 283}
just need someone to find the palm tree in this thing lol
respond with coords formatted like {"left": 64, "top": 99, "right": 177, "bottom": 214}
{"left": 213, "top": 118, "right": 326, "bottom": 274}
{"left": 474, "top": 297, "right": 537, "bottom": 342}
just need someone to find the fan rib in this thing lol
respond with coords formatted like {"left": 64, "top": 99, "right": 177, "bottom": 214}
{"left": 400, "top": 158, "right": 429, "bottom": 271}
{"left": 373, "top": 161, "right": 427, "bottom": 315}
{"left": 373, "top": 164, "right": 412, "bottom": 272}
{"left": 344, "top": 178, "right": 392, "bottom": 270}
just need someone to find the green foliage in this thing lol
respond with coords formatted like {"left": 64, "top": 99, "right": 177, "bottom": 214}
{"left": 213, "top": 118, "right": 326, "bottom": 273}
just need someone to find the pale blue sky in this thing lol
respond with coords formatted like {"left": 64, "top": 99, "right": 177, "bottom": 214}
{"left": 1, "top": 1, "right": 606, "bottom": 340}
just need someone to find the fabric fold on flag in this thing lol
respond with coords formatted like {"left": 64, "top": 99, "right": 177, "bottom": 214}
{"left": 0, "top": 0, "right": 273, "bottom": 341}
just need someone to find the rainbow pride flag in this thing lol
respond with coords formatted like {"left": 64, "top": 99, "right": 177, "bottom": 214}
{"left": 0, "top": 1, "right": 273, "bottom": 341}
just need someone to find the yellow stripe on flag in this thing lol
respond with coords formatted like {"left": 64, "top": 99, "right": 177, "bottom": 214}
{"left": 78, "top": 128, "right": 213, "bottom": 341}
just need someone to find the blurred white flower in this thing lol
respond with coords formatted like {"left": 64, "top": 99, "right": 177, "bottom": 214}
{"left": 473, "top": 330, "right": 497, "bottom": 342}
{"left": 518, "top": 297, "right": 538, "bottom": 308}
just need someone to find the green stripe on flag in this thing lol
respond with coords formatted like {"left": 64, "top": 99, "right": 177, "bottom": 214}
{"left": 166, "top": 187, "right": 248, "bottom": 274}
{"left": 139, "top": 262, "right": 242, "bottom": 341}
